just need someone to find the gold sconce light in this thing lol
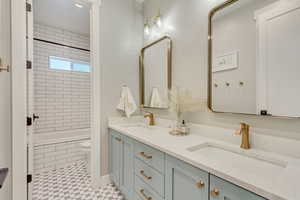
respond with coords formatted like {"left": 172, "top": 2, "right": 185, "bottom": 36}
{"left": 144, "top": 9, "right": 163, "bottom": 36}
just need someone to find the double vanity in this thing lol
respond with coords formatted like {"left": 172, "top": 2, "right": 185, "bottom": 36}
{"left": 108, "top": 117, "right": 300, "bottom": 200}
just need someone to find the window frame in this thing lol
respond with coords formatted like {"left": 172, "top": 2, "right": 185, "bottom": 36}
{"left": 49, "top": 56, "right": 90, "bottom": 72}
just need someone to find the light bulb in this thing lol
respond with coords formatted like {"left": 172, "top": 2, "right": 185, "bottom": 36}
{"left": 144, "top": 24, "right": 150, "bottom": 35}
{"left": 156, "top": 16, "right": 162, "bottom": 28}
{"left": 75, "top": 3, "right": 83, "bottom": 8}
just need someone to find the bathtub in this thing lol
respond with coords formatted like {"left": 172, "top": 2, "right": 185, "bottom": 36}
{"left": 32, "top": 129, "right": 91, "bottom": 173}
{"left": 33, "top": 128, "right": 90, "bottom": 146}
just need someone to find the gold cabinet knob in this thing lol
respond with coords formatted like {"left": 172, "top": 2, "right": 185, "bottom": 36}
{"left": 210, "top": 188, "right": 220, "bottom": 197}
{"left": 196, "top": 181, "right": 205, "bottom": 188}
{"left": 115, "top": 137, "right": 122, "bottom": 142}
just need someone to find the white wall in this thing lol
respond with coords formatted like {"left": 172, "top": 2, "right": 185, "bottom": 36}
{"left": 99, "top": 0, "right": 143, "bottom": 175}
{"left": 143, "top": 0, "right": 300, "bottom": 140}
{"left": 0, "top": 0, "right": 11, "bottom": 199}
{"left": 33, "top": 24, "right": 91, "bottom": 134}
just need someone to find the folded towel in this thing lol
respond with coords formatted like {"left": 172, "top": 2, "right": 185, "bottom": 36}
{"left": 150, "top": 87, "right": 163, "bottom": 108}
{"left": 117, "top": 86, "right": 137, "bottom": 118}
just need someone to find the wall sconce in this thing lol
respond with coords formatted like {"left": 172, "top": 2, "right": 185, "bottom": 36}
{"left": 154, "top": 9, "right": 162, "bottom": 28}
{"left": 144, "top": 21, "right": 150, "bottom": 35}
{"left": 144, "top": 9, "right": 163, "bottom": 36}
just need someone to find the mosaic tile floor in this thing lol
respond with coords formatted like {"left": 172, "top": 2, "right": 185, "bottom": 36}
{"left": 33, "top": 161, "right": 124, "bottom": 200}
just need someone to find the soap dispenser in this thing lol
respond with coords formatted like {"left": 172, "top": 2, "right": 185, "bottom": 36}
{"left": 180, "top": 120, "right": 190, "bottom": 135}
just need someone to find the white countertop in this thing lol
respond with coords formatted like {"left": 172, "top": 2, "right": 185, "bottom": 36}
{"left": 108, "top": 117, "right": 300, "bottom": 200}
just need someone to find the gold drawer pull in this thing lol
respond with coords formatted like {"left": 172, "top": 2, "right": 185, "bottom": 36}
{"left": 210, "top": 189, "right": 220, "bottom": 197}
{"left": 140, "top": 189, "right": 152, "bottom": 200}
{"left": 196, "top": 181, "right": 205, "bottom": 188}
{"left": 115, "top": 137, "right": 122, "bottom": 142}
{"left": 140, "top": 170, "right": 152, "bottom": 180}
{"left": 140, "top": 152, "right": 152, "bottom": 159}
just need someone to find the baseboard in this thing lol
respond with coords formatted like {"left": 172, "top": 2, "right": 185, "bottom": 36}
{"left": 92, "top": 174, "right": 111, "bottom": 188}
{"left": 100, "top": 174, "right": 111, "bottom": 185}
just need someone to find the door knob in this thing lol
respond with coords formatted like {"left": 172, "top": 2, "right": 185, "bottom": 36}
{"left": 0, "top": 58, "right": 9, "bottom": 72}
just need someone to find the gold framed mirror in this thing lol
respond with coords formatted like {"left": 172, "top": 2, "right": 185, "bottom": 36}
{"left": 208, "top": 0, "right": 300, "bottom": 118}
{"left": 140, "top": 36, "right": 172, "bottom": 109}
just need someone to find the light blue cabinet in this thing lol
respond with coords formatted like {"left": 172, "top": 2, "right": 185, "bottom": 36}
{"left": 165, "top": 155, "right": 209, "bottom": 200}
{"left": 109, "top": 130, "right": 121, "bottom": 186}
{"left": 109, "top": 130, "right": 134, "bottom": 199}
{"left": 109, "top": 129, "right": 267, "bottom": 200}
{"left": 210, "top": 175, "right": 265, "bottom": 200}
{"left": 119, "top": 135, "right": 134, "bottom": 199}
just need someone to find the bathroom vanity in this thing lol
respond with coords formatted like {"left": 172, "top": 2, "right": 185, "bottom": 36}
{"left": 108, "top": 118, "right": 300, "bottom": 200}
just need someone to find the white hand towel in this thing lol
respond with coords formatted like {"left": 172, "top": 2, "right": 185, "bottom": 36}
{"left": 150, "top": 87, "right": 163, "bottom": 108}
{"left": 117, "top": 86, "right": 137, "bottom": 118}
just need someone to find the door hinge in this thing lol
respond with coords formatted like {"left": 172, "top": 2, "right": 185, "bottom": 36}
{"left": 27, "top": 117, "right": 32, "bottom": 126}
{"left": 260, "top": 110, "right": 268, "bottom": 116}
{"left": 27, "top": 174, "right": 32, "bottom": 184}
{"left": 26, "top": 60, "right": 32, "bottom": 69}
{"left": 26, "top": 3, "right": 32, "bottom": 12}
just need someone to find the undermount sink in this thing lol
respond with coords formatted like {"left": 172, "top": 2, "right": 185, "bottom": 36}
{"left": 120, "top": 123, "right": 162, "bottom": 131}
{"left": 187, "top": 143, "right": 288, "bottom": 170}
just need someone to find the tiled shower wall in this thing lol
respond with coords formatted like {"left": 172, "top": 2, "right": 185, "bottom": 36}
{"left": 33, "top": 23, "right": 91, "bottom": 172}
{"left": 34, "top": 140, "right": 89, "bottom": 173}
{"left": 33, "top": 23, "right": 90, "bottom": 134}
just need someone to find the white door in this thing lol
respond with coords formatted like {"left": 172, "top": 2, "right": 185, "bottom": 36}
{"left": 257, "top": 1, "right": 300, "bottom": 117}
{"left": 0, "top": 0, "right": 12, "bottom": 199}
{"left": 26, "top": 0, "right": 34, "bottom": 199}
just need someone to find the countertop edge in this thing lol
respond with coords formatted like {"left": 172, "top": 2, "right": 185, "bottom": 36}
{"left": 108, "top": 125, "right": 287, "bottom": 200}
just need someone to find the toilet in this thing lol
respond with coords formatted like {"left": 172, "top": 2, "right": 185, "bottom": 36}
{"left": 79, "top": 141, "right": 91, "bottom": 175}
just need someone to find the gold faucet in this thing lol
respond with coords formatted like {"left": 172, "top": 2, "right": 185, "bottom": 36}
{"left": 144, "top": 112, "right": 155, "bottom": 126}
{"left": 235, "top": 122, "right": 250, "bottom": 149}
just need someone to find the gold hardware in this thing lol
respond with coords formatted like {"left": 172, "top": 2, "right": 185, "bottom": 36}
{"left": 196, "top": 181, "right": 205, "bottom": 188}
{"left": 235, "top": 122, "right": 250, "bottom": 149}
{"left": 144, "top": 112, "right": 155, "bottom": 126}
{"left": 239, "top": 81, "right": 244, "bottom": 86}
{"left": 210, "top": 189, "right": 220, "bottom": 197}
{"left": 140, "top": 170, "right": 152, "bottom": 180}
{"left": 0, "top": 58, "right": 9, "bottom": 72}
{"left": 140, "top": 152, "right": 152, "bottom": 159}
{"left": 115, "top": 137, "right": 122, "bottom": 142}
{"left": 140, "top": 189, "right": 152, "bottom": 200}
{"left": 140, "top": 36, "right": 172, "bottom": 109}
{"left": 214, "top": 83, "right": 218, "bottom": 88}
{"left": 226, "top": 82, "right": 230, "bottom": 87}
{"left": 208, "top": 0, "right": 244, "bottom": 112}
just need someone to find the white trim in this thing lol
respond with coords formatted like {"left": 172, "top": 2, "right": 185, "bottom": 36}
{"left": 11, "top": 0, "right": 27, "bottom": 200}
{"left": 89, "top": 0, "right": 102, "bottom": 186}
{"left": 101, "top": 175, "right": 112, "bottom": 185}
{"left": 12, "top": 0, "right": 103, "bottom": 199}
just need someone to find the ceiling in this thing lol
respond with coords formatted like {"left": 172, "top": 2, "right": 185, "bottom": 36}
{"left": 33, "top": 0, "right": 90, "bottom": 36}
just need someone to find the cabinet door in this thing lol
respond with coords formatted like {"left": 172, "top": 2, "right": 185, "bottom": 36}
{"left": 210, "top": 175, "right": 265, "bottom": 200}
{"left": 109, "top": 131, "right": 122, "bottom": 186}
{"left": 119, "top": 136, "right": 134, "bottom": 199}
{"left": 165, "top": 155, "right": 209, "bottom": 200}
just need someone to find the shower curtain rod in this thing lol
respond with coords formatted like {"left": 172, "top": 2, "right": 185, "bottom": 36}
{"left": 34, "top": 38, "right": 90, "bottom": 52}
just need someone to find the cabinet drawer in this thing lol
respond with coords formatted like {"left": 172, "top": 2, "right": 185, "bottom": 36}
{"left": 210, "top": 175, "right": 266, "bottom": 200}
{"left": 135, "top": 158, "right": 164, "bottom": 197}
{"left": 134, "top": 141, "right": 165, "bottom": 174}
{"left": 135, "top": 175, "right": 164, "bottom": 200}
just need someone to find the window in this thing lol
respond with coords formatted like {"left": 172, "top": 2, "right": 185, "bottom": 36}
{"left": 49, "top": 56, "right": 90, "bottom": 72}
